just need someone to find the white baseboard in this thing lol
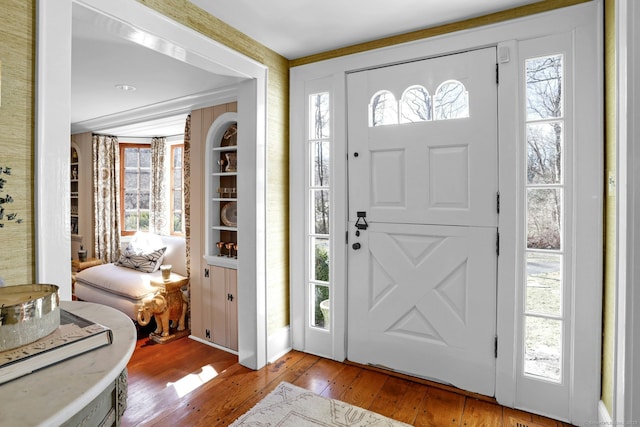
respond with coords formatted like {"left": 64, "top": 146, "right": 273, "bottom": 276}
{"left": 188, "top": 335, "right": 239, "bottom": 355}
{"left": 189, "top": 329, "right": 291, "bottom": 366}
{"left": 598, "top": 400, "right": 613, "bottom": 424}
{"left": 267, "top": 326, "right": 291, "bottom": 363}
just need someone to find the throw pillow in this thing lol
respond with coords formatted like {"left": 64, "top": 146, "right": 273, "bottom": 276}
{"left": 116, "top": 246, "right": 167, "bottom": 273}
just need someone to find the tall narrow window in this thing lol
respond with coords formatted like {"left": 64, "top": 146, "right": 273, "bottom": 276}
{"left": 120, "top": 144, "right": 151, "bottom": 235}
{"left": 309, "top": 92, "right": 331, "bottom": 329}
{"left": 523, "top": 54, "right": 564, "bottom": 383}
{"left": 171, "top": 144, "right": 184, "bottom": 235}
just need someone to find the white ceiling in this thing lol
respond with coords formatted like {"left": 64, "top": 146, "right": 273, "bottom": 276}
{"left": 188, "top": 0, "right": 542, "bottom": 59}
{"left": 71, "top": 4, "right": 243, "bottom": 137}
{"left": 71, "top": 0, "right": 541, "bottom": 137}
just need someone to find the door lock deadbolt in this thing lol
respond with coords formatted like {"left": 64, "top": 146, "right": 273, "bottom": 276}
{"left": 352, "top": 242, "right": 361, "bottom": 250}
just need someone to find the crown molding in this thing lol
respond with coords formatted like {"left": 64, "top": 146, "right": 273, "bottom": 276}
{"left": 71, "top": 85, "right": 238, "bottom": 135}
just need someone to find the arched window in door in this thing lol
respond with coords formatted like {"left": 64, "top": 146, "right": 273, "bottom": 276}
{"left": 400, "top": 85, "right": 432, "bottom": 123}
{"left": 369, "top": 90, "right": 398, "bottom": 126}
{"left": 434, "top": 80, "right": 469, "bottom": 120}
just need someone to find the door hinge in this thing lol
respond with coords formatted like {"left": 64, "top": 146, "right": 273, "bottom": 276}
{"left": 494, "top": 335, "right": 498, "bottom": 358}
{"left": 496, "top": 192, "right": 500, "bottom": 214}
{"left": 496, "top": 63, "right": 499, "bottom": 84}
{"left": 204, "top": 268, "right": 209, "bottom": 278}
{"left": 346, "top": 231, "right": 349, "bottom": 244}
{"left": 205, "top": 329, "right": 211, "bottom": 339}
{"left": 496, "top": 231, "right": 500, "bottom": 256}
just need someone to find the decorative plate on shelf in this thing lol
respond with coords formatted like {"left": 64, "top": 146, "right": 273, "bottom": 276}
{"left": 221, "top": 201, "right": 237, "bottom": 227}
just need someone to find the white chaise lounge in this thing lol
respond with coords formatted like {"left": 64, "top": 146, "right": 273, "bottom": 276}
{"left": 74, "top": 234, "right": 188, "bottom": 321}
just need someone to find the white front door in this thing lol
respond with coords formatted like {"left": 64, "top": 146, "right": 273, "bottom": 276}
{"left": 347, "top": 47, "right": 499, "bottom": 396}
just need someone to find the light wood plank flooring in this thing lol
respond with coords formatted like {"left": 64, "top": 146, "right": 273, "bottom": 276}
{"left": 122, "top": 336, "right": 575, "bottom": 427}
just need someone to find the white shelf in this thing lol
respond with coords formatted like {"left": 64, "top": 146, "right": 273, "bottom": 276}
{"left": 212, "top": 146, "right": 238, "bottom": 152}
{"left": 204, "top": 255, "right": 238, "bottom": 270}
{"left": 213, "top": 172, "right": 237, "bottom": 177}
{"left": 213, "top": 225, "right": 238, "bottom": 232}
{"left": 212, "top": 198, "right": 238, "bottom": 202}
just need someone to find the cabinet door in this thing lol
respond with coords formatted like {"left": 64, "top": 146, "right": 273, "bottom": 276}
{"left": 210, "top": 266, "right": 227, "bottom": 346}
{"left": 226, "top": 268, "right": 238, "bottom": 351}
{"left": 208, "top": 266, "right": 238, "bottom": 351}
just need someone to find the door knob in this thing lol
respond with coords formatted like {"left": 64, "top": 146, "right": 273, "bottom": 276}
{"left": 352, "top": 243, "right": 361, "bottom": 250}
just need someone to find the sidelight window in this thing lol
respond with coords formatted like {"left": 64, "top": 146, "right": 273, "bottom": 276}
{"left": 309, "top": 92, "right": 331, "bottom": 330}
{"left": 523, "top": 54, "right": 565, "bottom": 383}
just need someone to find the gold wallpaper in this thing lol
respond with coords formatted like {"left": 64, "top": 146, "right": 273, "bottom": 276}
{"left": 0, "top": 0, "right": 35, "bottom": 286}
{"left": 602, "top": 0, "right": 616, "bottom": 414}
{"left": 138, "top": 0, "right": 291, "bottom": 334}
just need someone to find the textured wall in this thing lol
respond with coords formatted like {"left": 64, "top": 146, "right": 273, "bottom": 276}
{"left": 137, "top": 0, "right": 290, "bottom": 334}
{"left": 0, "top": 0, "right": 35, "bottom": 286}
{"left": 602, "top": 0, "right": 616, "bottom": 414}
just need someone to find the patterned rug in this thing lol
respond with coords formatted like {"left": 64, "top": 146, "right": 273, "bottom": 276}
{"left": 230, "top": 382, "right": 411, "bottom": 426}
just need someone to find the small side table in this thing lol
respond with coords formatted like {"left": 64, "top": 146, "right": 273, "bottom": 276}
{"left": 147, "top": 274, "right": 190, "bottom": 344}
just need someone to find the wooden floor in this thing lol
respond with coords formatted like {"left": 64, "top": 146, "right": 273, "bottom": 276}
{"left": 122, "top": 335, "right": 574, "bottom": 427}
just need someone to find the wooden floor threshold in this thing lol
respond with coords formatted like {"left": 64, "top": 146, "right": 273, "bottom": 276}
{"left": 344, "top": 359, "right": 498, "bottom": 404}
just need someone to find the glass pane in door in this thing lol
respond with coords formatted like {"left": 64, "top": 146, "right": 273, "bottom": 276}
{"left": 524, "top": 316, "right": 562, "bottom": 382}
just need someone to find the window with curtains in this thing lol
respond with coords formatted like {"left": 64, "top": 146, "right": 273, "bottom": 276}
{"left": 170, "top": 144, "right": 184, "bottom": 235}
{"left": 120, "top": 143, "right": 151, "bottom": 235}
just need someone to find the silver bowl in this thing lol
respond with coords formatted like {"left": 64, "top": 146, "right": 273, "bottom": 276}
{"left": 0, "top": 284, "right": 60, "bottom": 352}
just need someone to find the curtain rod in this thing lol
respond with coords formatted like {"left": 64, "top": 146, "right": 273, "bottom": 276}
{"left": 116, "top": 133, "right": 184, "bottom": 140}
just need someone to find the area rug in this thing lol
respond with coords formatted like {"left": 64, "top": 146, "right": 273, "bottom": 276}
{"left": 230, "top": 381, "right": 411, "bottom": 426}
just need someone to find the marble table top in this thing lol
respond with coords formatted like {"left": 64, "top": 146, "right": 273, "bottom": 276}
{"left": 0, "top": 301, "right": 136, "bottom": 426}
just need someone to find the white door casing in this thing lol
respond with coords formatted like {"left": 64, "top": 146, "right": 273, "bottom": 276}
{"left": 290, "top": 3, "right": 602, "bottom": 422}
{"left": 346, "top": 47, "right": 499, "bottom": 396}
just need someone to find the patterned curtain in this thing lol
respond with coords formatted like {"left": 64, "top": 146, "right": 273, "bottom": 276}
{"left": 92, "top": 134, "right": 121, "bottom": 262}
{"left": 183, "top": 115, "right": 191, "bottom": 277}
{"left": 150, "top": 137, "right": 168, "bottom": 235}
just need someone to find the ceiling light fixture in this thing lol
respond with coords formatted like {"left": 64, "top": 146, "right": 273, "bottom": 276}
{"left": 115, "top": 84, "right": 137, "bottom": 92}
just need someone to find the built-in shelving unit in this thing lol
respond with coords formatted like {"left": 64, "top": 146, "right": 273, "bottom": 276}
{"left": 193, "top": 110, "right": 240, "bottom": 353}
{"left": 70, "top": 145, "right": 79, "bottom": 235}
{"left": 208, "top": 123, "right": 238, "bottom": 269}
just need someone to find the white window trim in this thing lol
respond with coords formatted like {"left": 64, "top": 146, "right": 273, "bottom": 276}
{"left": 290, "top": 77, "right": 348, "bottom": 359}
{"left": 290, "top": 2, "right": 602, "bottom": 423}
{"left": 616, "top": 0, "right": 640, "bottom": 423}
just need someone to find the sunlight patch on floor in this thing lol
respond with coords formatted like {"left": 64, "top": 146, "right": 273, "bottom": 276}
{"left": 167, "top": 365, "right": 218, "bottom": 397}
